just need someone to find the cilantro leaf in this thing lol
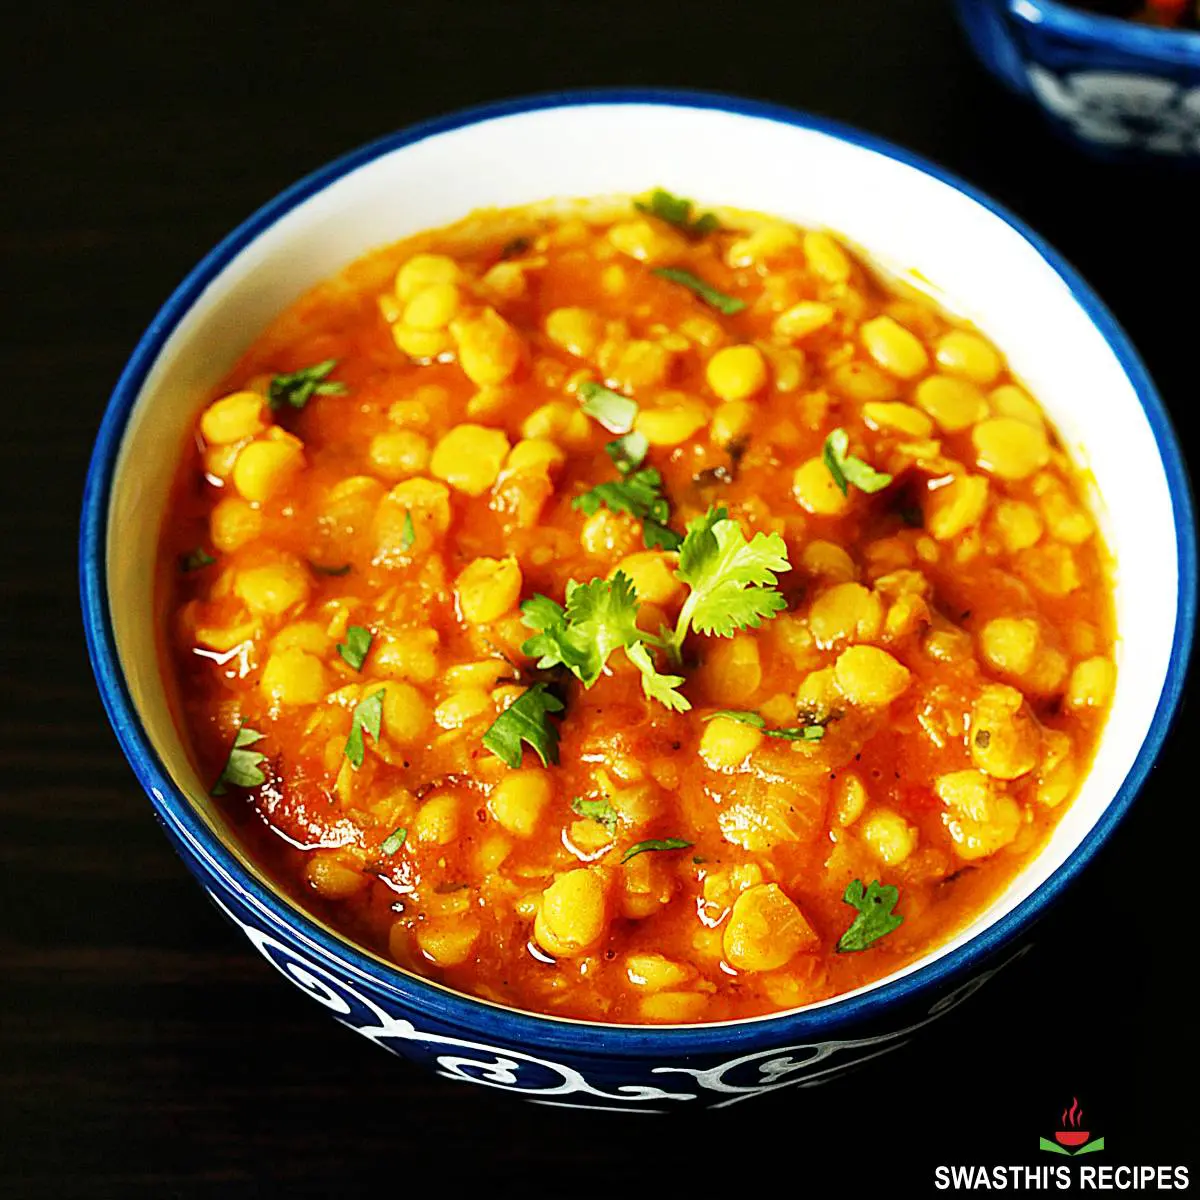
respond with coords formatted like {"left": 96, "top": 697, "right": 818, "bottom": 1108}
{"left": 642, "top": 519, "right": 683, "bottom": 552}
{"left": 606, "top": 431, "right": 649, "bottom": 475}
{"left": 822, "top": 427, "right": 893, "bottom": 497}
{"left": 573, "top": 469, "right": 667, "bottom": 522}
{"left": 379, "top": 826, "right": 407, "bottom": 855}
{"left": 180, "top": 547, "right": 216, "bottom": 573}
{"left": 625, "top": 641, "right": 689, "bottom": 712}
{"left": 707, "top": 708, "right": 764, "bottom": 728}
{"left": 768, "top": 725, "right": 825, "bottom": 742}
{"left": 520, "top": 593, "right": 568, "bottom": 632}
{"left": 636, "top": 189, "right": 691, "bottom": 226}
{"left": 482, "top": 684, "right": 564, "bottom": 768}
{"left": 659, "top": 506, "right": 789, "bottom": 661}
{"left": 571, "top": 796, "right": 619, "bottom": 831}
{"left": 561, "top": 574, "right": 644, "bottom": 685}
{"left": 578, "top": 382, "right": 638, "bottom": 433}
{"left": 704, "top": 709, "right": 825, "bottom": 741}
{"left": 520, "top": 574, "right": 691, "bottom": 712}
{"left": 514, "top": 513, "right": 793, "bottom": 719}
{"left": 572, "top": 468, "right": 682, "bottom": 551}
{"left": 521, "top": 574, "right": 640, "bottom": 686}
{"left": 634, "top": 189, "right": 719, "bottom": 239}
{"left": 519, "top": 593, "right": 588, "bottom": 678}
{"left": 212, "top": 725, "right": 267, "bottom": 795}
{"left": 399, "top": 510, "right": 415, "bottom": 552}
{"left": 651, "top": 267, "right": 746, "bottom": 315}
{"left": 337, "top": 625, "right": 372, "bottom": 672}
{"left": 268, "top": 359, "right": 347, "bottom": 411}
{"left": 344, "top": 689, "right": 384, "bottom": 769}
{"left": 500, "top": 235, "right": 532, "bottom": 259}
{"left": 836, "top": 879, "right": 904, "bottom": 952}
{"left": 620, "top": 837, "right": 693, "bottom": 864}
{"left": 822, "top": 428, "right": 851, "bottom": 495}
{"left": 676, "top": 505, "right": 727, "bottom": 578}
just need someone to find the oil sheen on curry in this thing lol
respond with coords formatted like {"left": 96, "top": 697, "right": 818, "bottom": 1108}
{"left": 162, "top": 192, "right": 1115, "bottom": 1024}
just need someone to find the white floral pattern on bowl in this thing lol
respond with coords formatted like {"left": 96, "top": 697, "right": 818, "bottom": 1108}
{"left": 209, "top": 888, "right": 1032, "bottom": 1110}
{"left": 954, "top": 0, "right": 1200, "bottom": 160}
{"left": 1028, "top": 66, "right": 1200, "bottom": 153}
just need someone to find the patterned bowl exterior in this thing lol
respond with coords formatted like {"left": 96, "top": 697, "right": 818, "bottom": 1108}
{"left": 955, "top": 0, "right": 1200, "bottom": 159}
{"left": 80, "top": 91, "right": 1196, "bottom": 1111}
{"left": 161, "top": 796, "right": 1030, "bottom": 1111}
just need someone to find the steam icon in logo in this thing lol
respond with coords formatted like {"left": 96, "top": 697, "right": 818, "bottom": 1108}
{"left": 1040, "top": 1098, "right": 1105, "bottom": 1156}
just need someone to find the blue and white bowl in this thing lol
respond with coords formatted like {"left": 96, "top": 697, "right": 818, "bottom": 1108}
{"left": 956, "top": 0, "right": 1200, "bottom": 158}
{"left": 80, "top": 92, "right": 1195, "bottom": 1110}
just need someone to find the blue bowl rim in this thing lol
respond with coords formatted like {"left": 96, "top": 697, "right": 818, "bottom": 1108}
{"left": 80, "top": 87, "right": 1196, "bottom": 1057}
{"left": 999, "top": 0, "right": 1200, "bottom": 64}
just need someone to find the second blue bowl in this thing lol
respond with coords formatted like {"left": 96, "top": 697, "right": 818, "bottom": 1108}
{"left": 956, "top": 0, "right": 1200, "bottom": 159}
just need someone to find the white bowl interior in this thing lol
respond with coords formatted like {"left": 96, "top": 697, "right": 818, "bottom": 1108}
{"left": 107, "top": 101, "right": 1180, "bottom": 1020}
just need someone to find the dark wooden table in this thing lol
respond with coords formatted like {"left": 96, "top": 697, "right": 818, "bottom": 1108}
{"left": 3, "top": 2, "right": 1195, "bottom": 1195}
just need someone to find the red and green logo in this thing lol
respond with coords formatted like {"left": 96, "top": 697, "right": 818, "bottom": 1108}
{"left": 1040, "top": 1097, "right": 1104, "bottom": 1156}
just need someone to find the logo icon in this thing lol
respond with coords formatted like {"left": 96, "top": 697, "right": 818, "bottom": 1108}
{"left": 1040, "top": 1097, "right": 1104, "bottom": 1156}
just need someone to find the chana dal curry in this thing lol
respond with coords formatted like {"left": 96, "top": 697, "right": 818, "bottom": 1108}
{"left": 163, "top": 192, "right": 1115, "bottom": 1024}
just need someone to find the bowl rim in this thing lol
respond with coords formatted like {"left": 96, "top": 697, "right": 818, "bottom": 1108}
{"left": 1000, "top": 0, "right": 1200, "bottom": 64}
{"left": 79, "top": 87, "right": 1197, "bottom": 1056}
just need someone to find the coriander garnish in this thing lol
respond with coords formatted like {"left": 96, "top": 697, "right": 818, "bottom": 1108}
{"left": 398, "top": 510, "right": 415, "bottom": 552}
{"left": 211, "top": 725, "right": 267, "bottom": 795}
{"left": 634, "top": 189, "right": 719, "bottom": 239}
{"left": 180, "top": 547, "right": 216, "bottom": 573}
{"left": 571, "top": 796, "right": 619, "bottom": 832}
{"left": 822, "top": 427, "right": 893, "bottom": 497}
{"left": 336, "top": 625, "right": 373, "bottom": 672}
{"left": 344, "top": 689, "right": 384, "bottom": 769}
{"left": 521, "top": 574, "right": 687, "bottom": 713}
{"left": 268, "top": 359, "right": 347, "bottom": 412}
{"left": 705, "top": 709, "right": 825, "bottom": 741}
{"left": 621, "top": 837, "right": 693, "bottom": 864}
{"left": 516, "top": 507, "right": 792, "bottom": 718}
{"left": 578, "top": 381, "right": 638, "bottom": 434}
{"left": 656, "top": 505, "right": 790, "bottom": 664}
{"left": 482, "top": 684, "right": 564, "bottom": 769}
{"left": 500, "top": 235, "right": 532, "bottom": 259}
{"left": 379, "top": 826, "right": 408, "bottom": 855}
{"left": 605, "top": 430, "right": 649, "bottom": 476}
{"left": 836, "top": 879, "right": 904, "bottom": 952}
{"left": 651, "top": 267, "right": 745, "bottom": 315}
{"left": 572, "top": 468, "right": 682, "bottom": 551}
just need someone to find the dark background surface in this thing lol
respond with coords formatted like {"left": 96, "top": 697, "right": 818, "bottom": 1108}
{"left": 2, "top": 1, "right": 1196, "bottom": 1196}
